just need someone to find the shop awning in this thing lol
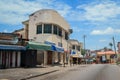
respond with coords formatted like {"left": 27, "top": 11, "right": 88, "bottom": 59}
{"left": 0, "top": 44, "right": 26, "bottom": 50}
{"left": 27, "top": 42, "right": 51, "bottom": 51}
{"left": 71, "top": 54, "right": 80, "bottom": 58}
{"left": 51, "top": 45, "right": 64, "bottom": 53}
{"left": 79, "top": 54, "right": 83, "bottom": 58}
{"left": 71, "top": 50, "right": 76, "bottom": 55}
{"left": 97, "top": 51, "right": 116, "bottom": 55}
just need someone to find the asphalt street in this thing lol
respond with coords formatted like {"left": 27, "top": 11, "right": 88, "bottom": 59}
{"left": 34, "top": 64, "right": 120, "bottom": 80}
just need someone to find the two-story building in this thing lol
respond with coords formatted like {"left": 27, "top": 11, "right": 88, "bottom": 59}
{"left": 15, "top": 9, "right": 72, "bottom": 66}
{"left": 68, "top": 39, "right": 83, "bottom": 64}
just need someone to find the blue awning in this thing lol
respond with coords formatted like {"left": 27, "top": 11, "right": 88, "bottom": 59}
{"left": 44, "top": 41, "right": 56, "bottom": 45}
{"left": 51, "top": 45, "right": 64, "bottom": 53}
{"left": 0, "top": 44, "right": 26, "bottom": 50}
{"left": 71, "top": 50, "right": 76, "bottom": 55}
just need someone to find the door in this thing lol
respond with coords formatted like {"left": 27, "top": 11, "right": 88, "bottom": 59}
{"left": 47, "top": 51, "right": 52, "bottom": 65}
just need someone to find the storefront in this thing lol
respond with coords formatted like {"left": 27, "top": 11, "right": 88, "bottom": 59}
{"left": 97, "top": 51, "right": 116, "bottom": 63}
{"left": 27, "top": 41, "right": 64, "bottom": 66}
{"left": 51, "top": 45, "right": 64, "bottom": 65}
{"left": 0, "top": 44, "right": 26, "bottom": 69}
{"left": 70, "top": 50, "right": 83, "bottom": 65}
{"left": 21, "top": 49, "right": 37, "bottom": 68}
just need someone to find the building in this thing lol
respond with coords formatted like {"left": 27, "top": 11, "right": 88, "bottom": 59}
{"left": 15, "top": 9, "right": 72, "bottom": 66}
{"left": 0, "top": 33, "right": 26, "bottom": 69}
{"left": 68, "top": 39, "right": 83, "bottom": 64}
{"left": 96, "top": 51, "right": 116, "bottom": 63}
{"left": 90, "top": 50, "right": 97, "bottom": 63}
{"left": 117, "top": 42, "right": 120, "bottom": 54}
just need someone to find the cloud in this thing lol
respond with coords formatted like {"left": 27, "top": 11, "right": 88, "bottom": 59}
{"left": 99, "top": 39, "right": 107, "bottom": 42}
{"left": 0, "top": 0, "right": 71, "bottom": 25}
{"left": 1, "top": 0, "right": 120, "bottom": 27}
{"left": 3, "top": 29, "right": 8, "bottom": 33}
{"left": 77, "top": 1, "right": 120, "bottom": 22}
{"left": 91, "top": 27, "right": 120, "bottom": 35}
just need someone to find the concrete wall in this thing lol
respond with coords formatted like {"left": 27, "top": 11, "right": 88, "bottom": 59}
{"left": 44, "top": 51, "right": 47, "bottom": 65}
{"left": 37, "top": 50, "right": 44, "bottom": 65}
{"left": 29, "top": 9, "right": 70, "bottom": 32}
{"left": 12, "top": 52, "right": 16, "bottom": 67}
{"left": 17, "top": 52, "right": 21, "bottom": 67}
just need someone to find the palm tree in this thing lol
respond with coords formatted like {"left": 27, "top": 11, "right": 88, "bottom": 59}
{"left": 109, "top": 42, "right": 113, "bottom": 50}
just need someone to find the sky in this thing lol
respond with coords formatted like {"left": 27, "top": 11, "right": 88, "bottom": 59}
{"left": 0, "top": 0, "right": 120, "bottom": 50}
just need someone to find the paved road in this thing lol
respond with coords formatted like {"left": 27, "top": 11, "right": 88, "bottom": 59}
{"left": 34, "top": 64, "right": 120, "bottom": 80}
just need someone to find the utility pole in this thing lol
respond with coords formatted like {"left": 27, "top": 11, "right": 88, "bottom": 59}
{"left": 112, "top": 36, "right": 117, "bottom": 61}
{"left": 83, "top": 35, "right": 86, "bottom": 54}
{"left": 83, "top": 35, "right": 86, "bottom": 64}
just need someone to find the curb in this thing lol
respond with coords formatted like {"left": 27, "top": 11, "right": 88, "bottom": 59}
{"left": 20, "top": 70, "right": 59, "bottom": 80}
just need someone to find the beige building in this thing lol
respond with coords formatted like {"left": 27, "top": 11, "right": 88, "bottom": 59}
{"left": 117, "top": 42, "right": 120, "bottom": 54}
{"left": 68, "top": 39, "right": 83, "bottom": 64}
{"left": 97, "top": 51, "right": 116, "bottom": 63}
{"left": 15, "top": 9, "right": 72, "bottom": 66}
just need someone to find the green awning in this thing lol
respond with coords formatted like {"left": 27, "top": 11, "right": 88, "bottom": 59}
{"left": 26, "top": 42, "right": 51, "bottom": 50}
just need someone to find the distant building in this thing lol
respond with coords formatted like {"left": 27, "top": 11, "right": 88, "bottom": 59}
{"left": 13, "top": 28, "right": 27, "bottom": 40}
{"left": 96, "top": 51, "right": 116, "bottom": 63}
{"left": 85, "top": 49, "right": 91, "bottom": 57}
{"left": 68, "top": 39, "right": 83, "bottom": 64}
{"left": 117, "top": 42, "right": 120, "bottom": 54}
{"left": 0, "top": 33, "right": 19, "bottom": 45}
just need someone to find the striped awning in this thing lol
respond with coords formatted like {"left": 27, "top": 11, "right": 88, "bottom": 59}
{"left": 0, "top": 44, "right": 26, "bottom": 50}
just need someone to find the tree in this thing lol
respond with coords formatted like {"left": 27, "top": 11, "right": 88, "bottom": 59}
{"left": 81, "top": 49, "right": 85, "bottom": 56}
{"left": 109, "top": 42, "right": 113, "bottom": 50}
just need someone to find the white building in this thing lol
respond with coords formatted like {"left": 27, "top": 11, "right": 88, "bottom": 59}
{"left": 20, "top": 9, "right": 72, "bottom": 65}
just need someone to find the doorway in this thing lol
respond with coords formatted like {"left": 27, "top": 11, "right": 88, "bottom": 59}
{"left": 47, "top": 51, "right": 53, "bottom": 65}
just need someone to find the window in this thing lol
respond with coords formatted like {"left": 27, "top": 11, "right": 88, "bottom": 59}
{"left": 44, "top": 24, "right": 52, "bottom": 33}
{"left": 72, "top": 45, "right": 75, "bottom": 49}
{"left": 53, "top": 25, "right": 58, "bottom": 35}
{"left": 65, "top": 32, "right": 69, "bottom": 40}
{"left": 36, "top": 24, "right": 42, "bottom": 34}
{"left": 58, "top": 27, "right": 62, "bottom": 37}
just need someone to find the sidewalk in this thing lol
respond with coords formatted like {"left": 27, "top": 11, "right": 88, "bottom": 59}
{"left": 0, "top": 64, "right": 89, "bottom": 80}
